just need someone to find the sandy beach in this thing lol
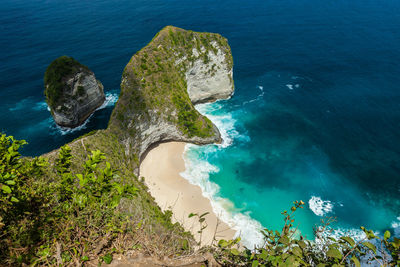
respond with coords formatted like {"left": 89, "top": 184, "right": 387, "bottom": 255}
{"left": 140, "top": 142, "right": 236, "bottom": 246}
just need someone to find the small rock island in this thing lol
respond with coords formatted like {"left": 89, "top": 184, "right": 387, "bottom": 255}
{"left": 44, "top": 56, "right": 105, "bottom": 128}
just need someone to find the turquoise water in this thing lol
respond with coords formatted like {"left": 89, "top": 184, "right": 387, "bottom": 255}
{"left": 1, "top": 0, "right": 399, "bottom": 247}
{"left": 182, "top": 95, "right": 399, "bottom": 246}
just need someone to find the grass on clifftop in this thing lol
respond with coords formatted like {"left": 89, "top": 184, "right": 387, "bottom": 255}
{"left": 44, "top": 56, "right": 90, "bottom": 110}
{"left": 109, "top": 26, "right": 232, "bottom": 139}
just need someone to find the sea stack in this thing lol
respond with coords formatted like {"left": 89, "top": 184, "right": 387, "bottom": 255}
{"left": 44, "top": 56, "right": 105, "bottom": 128}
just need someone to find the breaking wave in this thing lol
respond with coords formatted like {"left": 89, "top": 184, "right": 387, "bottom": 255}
{"left": 181, "top": 100, "right": 263, "bottom": 248}
{"left": 309, "top": 196, "right": 334, "bottom": 216}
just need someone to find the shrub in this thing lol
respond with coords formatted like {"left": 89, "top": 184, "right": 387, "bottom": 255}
{"left": 0, "top": 135, "right": 138, "bottom": 265}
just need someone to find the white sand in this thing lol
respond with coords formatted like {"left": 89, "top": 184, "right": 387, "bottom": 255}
{"left": 140, "top": 142, "right": 236, "bottom": 246}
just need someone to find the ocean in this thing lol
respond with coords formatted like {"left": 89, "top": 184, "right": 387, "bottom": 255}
{"left": 1, "top": 0, "right": 399, "bottom": 247}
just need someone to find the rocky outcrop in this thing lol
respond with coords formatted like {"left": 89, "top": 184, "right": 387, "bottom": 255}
{"left": 135, "top": 109, "right": 222, "bottom": 161}
{"left": 108, "top": 26, "right": 234, "bottom": 163}
{"left": 186, "top": 43, "right": 234, "bottom": 104}
{"left": 44, "top": 56, "right": 105, "bottom": 128}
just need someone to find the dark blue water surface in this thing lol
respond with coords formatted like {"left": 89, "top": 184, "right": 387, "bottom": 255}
{"left": 1, "top": 0, "right": 399, "bottom": 240}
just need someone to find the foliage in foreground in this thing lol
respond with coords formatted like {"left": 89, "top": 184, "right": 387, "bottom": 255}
{"left": 213, "top": 201, "right": 399, "bottom": 267}
{"left": 0, "top": 133, "right": 194, "bottom": 265}
{"left": 0, "top": 134, "right": 137, "bottom": 265}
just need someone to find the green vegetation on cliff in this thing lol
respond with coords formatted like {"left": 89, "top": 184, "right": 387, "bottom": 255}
{"left": 44, "top": 56, "right": 90, "bottom": 109}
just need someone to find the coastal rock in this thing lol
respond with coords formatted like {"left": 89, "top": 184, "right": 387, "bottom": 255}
{"left": 109, "top": 26, "right": 234, "bottom": 163}
{"left": 44, "top": 56, "right": 105, "bottom": 128}
{"left": 186, "top": 43, "right": 234, "bottom": 104}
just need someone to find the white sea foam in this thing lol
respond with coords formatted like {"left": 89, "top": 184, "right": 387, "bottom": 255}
{"left": 242, "top": 85, "right": 265, "bottom": 106}
{"left": 98, "top": 91, "right": 119, "bottom": 109}
{"left": 179, "top": 101, "right": 263, "bottom": 247}
{"left": 286, "top": 84, "right": 294, "bottom": 90}
{"left": 391, "top": 216, "right": 400, "bottom": 236}
{"left": 323, "top": 227, "right": 367, "bottom": 242}
{"left": 51, "top": 117, "right": 91, "bottom": 135}
{"left": 180, "top": 144, "right": 264, "bottom": 248}
{"left": 32, "top": 101, "right": 50, "bottom": 111}
{"left": 309, "top": 196, "right": 334, "bottom": 216}
{"left": 195, "top": 102, "right": 249, "bottom": 147}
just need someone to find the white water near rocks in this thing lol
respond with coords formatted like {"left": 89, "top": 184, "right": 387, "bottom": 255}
{"left": 180, "top": 101, "right": 265, "bottom": 248}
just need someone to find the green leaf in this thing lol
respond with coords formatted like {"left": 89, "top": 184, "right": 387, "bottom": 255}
{"left": 297, "top": 240, "right": 307, "bottom": 249}
{"left": 362, "top": 241, "right": 377, "bottom": 254}
{"left": 252, "top": 260, "right": 259, "bottom": 267}
{"left": 218, "top": 239, "right": 229, "bottom": 248}
{"left": 11, "top": 196, "right": 19, "bottom": 202}
{"left": 81, "top": 255, "right": 89, "bottom": 261}
{"left": 231, "top": 248, "right": 240, "bottom": 256}
{"left": 188, "top": 213, "right": 196, "bottom": 218}
{"left": 2, "top": 185, "right": 11, "bottom": 194}
{"left": 5, "top": 180, "right": 15, "bottom": 185}
{"left": 200, "top": 212, "right": 209, "bottom": 218}
{"left": 102, "top": 254, "right": 113, "bottom": 264}
{"left": 259, "top": 249, "right": 268, "bottom": 260}
{"left": 316, "top": 264, "right": 326, "bottom": 267}
{"left": 384, "top": 230, "right": 391, "bottom": 241}
{"left": 351, "top": 256, "right": 361, "bottom": 267}
{"left": 292, "top": 246, "right": 303, "bottom": 257}
{"left": 285, "top": 255, "right": 296, "bottom": 266}
{"left": 114, "top": 184, "right": 123, "bottom": 195}
{"left": 341, "top": 236, "right": 355, "bottom": 247}
{"left": 326, "top": 247, "right": 343, "bottom": 259}
{"left": 278, "top": 235, "right": 290, "bottom": 245}
{"left": 182, "top": 239, "right": 189, "bottom": 250}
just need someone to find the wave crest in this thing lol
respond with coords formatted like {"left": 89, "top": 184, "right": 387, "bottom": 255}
{"left": 309, "top": 196, "right": 334, "bottom": 216}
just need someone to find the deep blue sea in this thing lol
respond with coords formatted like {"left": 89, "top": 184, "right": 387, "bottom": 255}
{"left": 1, "top": 0, "right": 399, "bottom": 246}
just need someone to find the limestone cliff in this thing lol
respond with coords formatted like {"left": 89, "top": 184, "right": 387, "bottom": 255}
{"left": 44, "top": 56, "right": 105, "bottom": 128}
{"left": 108, "top": 26, "right": 234, "bottom": 162}
{"left": 186, "top": 41, "right": 234, "bottom": 104}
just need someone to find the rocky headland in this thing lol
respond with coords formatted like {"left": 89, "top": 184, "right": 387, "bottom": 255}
{"left": 108, "top": 26, "right": 234, "bottom": 166}
{"left": 44, "top": 56, "right": 105, "bottom": 128}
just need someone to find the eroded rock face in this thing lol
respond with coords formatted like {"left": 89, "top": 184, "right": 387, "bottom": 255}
{"left": 44, "top": 56, "right": 105, "bottom": 128}
{"left": 186, "top": 42, "right": 234, "bottom": 104}
{"left": 135, "top": 109, "right": 222, "bottom": 162}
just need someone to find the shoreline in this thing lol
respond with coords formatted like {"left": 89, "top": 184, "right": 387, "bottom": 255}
{"left": 139, "top": 141, "right": 236, "bottom": 246}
